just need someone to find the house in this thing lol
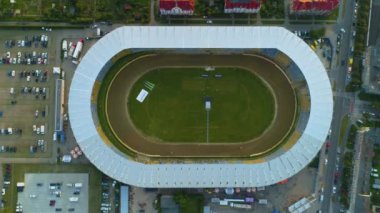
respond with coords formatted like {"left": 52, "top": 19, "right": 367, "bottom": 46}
{"left": 289, "top": 0, "right": 340, "bottom": 15}
{"left": 159, "top": 0, "right": 195, "bottom": 15}
{"left": 224, "top": 0, "right": 261, "bottom": 14}
{"left": 160, "top": 195, "right": 179, "bottom": 213}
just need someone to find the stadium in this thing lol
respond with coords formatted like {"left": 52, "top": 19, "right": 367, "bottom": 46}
{"left": 68, "top": 26, "right": 333, "bottom": 188}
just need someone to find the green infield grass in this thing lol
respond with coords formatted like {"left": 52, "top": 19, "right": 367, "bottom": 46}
{"left": 128, "top": 67, "right": 275, "bottom": 143}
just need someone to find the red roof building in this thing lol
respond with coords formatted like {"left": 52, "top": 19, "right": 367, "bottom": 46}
{"left": 290, "top": 0, "right": 340, "bottom": 15}
{"left": 159, "top": 0, "right": 195, "bottom": 15}
{"left": 224, "top": 0, "right": 261, "bottom": 14}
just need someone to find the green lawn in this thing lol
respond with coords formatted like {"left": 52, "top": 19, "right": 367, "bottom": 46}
{"left": 339, "top": 114, "right": 350, "bottom": 145}
{"left": 0, "top": 164, "right": 102, "bottom": 213}
{"left": 371, "top": 148, "right": 380, "bottom": 205}
{"left": 128, "top": 68, "right": 275, "bottom": 143}
{"left": 0, "top": 0, "right": 150, "bottom": 23}
{"left": 181, "top": 194, "right": 204, "bottom": 213}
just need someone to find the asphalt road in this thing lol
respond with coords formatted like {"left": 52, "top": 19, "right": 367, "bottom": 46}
{"left": 320, "top": 0, "right": 357, "bottom": 212}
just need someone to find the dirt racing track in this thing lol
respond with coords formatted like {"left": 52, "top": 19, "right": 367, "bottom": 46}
{"left": 105, "top": 54, "right": 297, "bottom": 157}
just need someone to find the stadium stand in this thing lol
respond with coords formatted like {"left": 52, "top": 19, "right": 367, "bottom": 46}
{"left": 260, "top": 48, "right": 279, "bottom": 59}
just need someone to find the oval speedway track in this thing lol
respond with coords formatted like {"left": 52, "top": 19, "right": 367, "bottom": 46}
{"left": 104, "top": 54, "right": 297, "bottom": 157}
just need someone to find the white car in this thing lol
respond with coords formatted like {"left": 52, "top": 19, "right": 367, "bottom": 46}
{"left": 332, "top": 186, "right": 337, "bottom": 194}
{"left": 372, "top": 168, "right": 378, "bottom": 172}
{"left": 324, "top": 158, "right": 328, "bottom": 165}
{"left": 371, "top": 173, "right": 379, "bottom": 177}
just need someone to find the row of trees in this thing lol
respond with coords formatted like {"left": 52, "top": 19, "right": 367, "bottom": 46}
{"left": 346, "top": 0, "right": 372, "bottom": 91}
{"left": 339, "top": 125, "right": 357, "bottom": 208}
{"left": 260, "top": 0, "right": 284, "bottom": 19}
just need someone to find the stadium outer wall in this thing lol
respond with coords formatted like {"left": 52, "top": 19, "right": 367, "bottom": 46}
{"left": 69, "top": 26, "right": 333, "bottom": 188}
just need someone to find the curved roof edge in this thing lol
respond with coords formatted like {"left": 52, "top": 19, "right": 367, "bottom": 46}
{"left": 68, "top": 26, "right": 333, "bottom": 188}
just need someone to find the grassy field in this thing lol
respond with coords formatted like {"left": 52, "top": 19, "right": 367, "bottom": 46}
{"left": 0, "top": 164, "right": 102, "bottom": 213}
{"left": 128, "top": 68, "right": 275, "bottom": 143}
{"left": 181, "top": 194, "right": 204, "bottom": 213}
{"left": 371, "top": 148, "right": 380, "bottom": 205}
{"left": 0, "top": 0, "right": 150, "bottom": 23}
{"left": 339, "top": 114, "right": 350, "bottom": 145}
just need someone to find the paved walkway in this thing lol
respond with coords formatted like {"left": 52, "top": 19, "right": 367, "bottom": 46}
{"left": 348, "top": 132, "right": 365, "bottom": 212}
{"left": 149, "top": 0, "right": 157, "bottom": 25}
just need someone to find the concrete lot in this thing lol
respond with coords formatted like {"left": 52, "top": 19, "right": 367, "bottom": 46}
{"left": 205, "top": 167, "right": 317, "bottom": 213}
{"left": 18, "top": 173, "right": 89, "bottom": 213}
{"left": 130, "top": 187, "right": 157, "bottom": 213}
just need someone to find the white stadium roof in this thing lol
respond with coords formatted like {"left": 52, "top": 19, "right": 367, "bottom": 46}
{"left": 69, "top": 26, "right": 333, "bottom": 188}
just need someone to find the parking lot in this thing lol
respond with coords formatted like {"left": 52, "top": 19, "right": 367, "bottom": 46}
{"left": 0, "top": 30, "right": 57, "bottom": 158}
{"left": 17, "top": 173, "right": 88, "bottom": 213}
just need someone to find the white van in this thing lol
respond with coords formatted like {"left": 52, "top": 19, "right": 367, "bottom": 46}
{"left": 40, "top": 125, "right": 45, "bottom": 135}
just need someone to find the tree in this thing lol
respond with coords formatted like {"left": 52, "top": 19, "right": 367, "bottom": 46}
{"left": 173, "top": 191, "right": 190, "bottom": 208}
{"left": 309, "top": 28, "right": 326, "bottom": 40}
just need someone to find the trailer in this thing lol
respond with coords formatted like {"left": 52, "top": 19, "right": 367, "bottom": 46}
{"left": 230, "top": 203, "right": 252, "bottom": 209}
{"left": 72, "top": 39, "right": 84, "bottom": 59}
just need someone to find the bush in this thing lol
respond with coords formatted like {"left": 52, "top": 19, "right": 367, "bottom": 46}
{"left": 340, "top": 151, "right": 354, "bottom": 208}
{"left": 308, "top": 152, "right": 320, "bottom": 169}
{"left": 346, "top": 125, "right": 357, "bottom": 150}
{"left": 309, "top": 28, "right": 326, "bottom": 40}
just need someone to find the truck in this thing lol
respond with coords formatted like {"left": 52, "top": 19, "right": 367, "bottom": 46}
{"left": 96, "top": 28, "right": 101, "bottom": 37}
{"left": 72, "top": 39, "right": 84, "bottom": 59}
{"left": 40, "top": 125, "right": 45, "bottom": 135}
{"left": 69, "top": 197, "right": 79, "bottom": 202}
{"left": 68, "top": 44, "right": 76, "bottom": 57}
{"left": 74, "top": 183, "right": 82, "bottom": 188}
{"left": 258, "top": 199, "right": 268, "bottom": 205}
{"left": 230, "top": 203, "right": 252, "bottom": 209}
{"left": 62, "top": 40, "right": 67, "bottom": 51}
